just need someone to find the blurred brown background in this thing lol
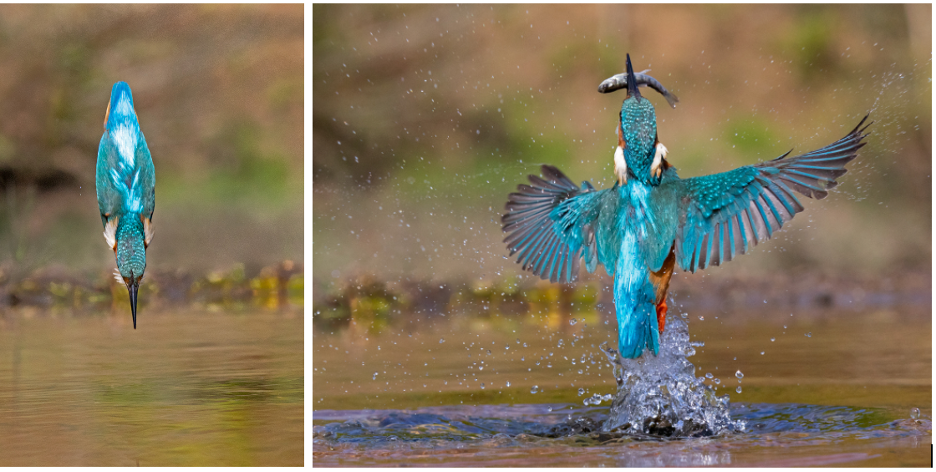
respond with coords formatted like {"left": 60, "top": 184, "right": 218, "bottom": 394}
{"left": 0, "top": 4, "right": 303, "bottom": 281}
{"left": 314, "top": 4, "right": 930, "bottom": 288}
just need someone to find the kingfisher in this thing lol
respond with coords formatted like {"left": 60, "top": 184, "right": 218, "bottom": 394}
{"left": 502, "top": 54, "right": 869, "bottom": 358}
{"left": 95, "top": 81, "right": 156, "bottom": 329}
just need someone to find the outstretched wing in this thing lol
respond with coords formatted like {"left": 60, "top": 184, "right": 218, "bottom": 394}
{"left": 502, "top": 165, "right": 610, "bottom": 283}
{"left": 661, "top": 114, "right": 870, "bottom": 273}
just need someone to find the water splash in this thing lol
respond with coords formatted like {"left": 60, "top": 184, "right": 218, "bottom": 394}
{"left": 599, "top": 314, "right": 745, "bottom": 437}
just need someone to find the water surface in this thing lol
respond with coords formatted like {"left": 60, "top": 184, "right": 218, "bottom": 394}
{"left": 0, "top": 308, "right": 303, "bottom": 466}
{"left": 313, "top": 304, "right": 931, "bottom": 466}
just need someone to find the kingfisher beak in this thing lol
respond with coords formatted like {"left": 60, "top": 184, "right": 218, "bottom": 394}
{"left": 626, "top": 53, "right": 641, "bottom": 101}
{"left": 128, "top": 282, "right": 138, "bottom": 329}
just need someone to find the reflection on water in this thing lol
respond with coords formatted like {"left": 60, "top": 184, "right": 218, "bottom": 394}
{"left": 0, "top": 309, "right": 303, "bottom": 466}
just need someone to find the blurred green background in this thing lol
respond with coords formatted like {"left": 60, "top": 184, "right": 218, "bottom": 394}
{"left": 313, "top": 4, "right": 930, "bottom": 288}
{"left": 0, "top": 4, "right": 303, "bottom": 282}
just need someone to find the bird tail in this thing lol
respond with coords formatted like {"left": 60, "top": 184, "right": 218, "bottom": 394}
{"left": 616, "top": 299, "right": 660, "bottom": 359}
{"left": 614, "top": 261, "right": 661, "bottom": 358}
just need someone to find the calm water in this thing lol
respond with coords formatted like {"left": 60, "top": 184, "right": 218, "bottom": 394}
{"left": 313, "top": 304, "right": 931, "bottom": 466}
{"left": 0, "top": 308, "right": 303, "bottom": 466}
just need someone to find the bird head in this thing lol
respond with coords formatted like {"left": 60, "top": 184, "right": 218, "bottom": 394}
{"left": 115, "top": 218, "right": 147, "bottom": 329}
{"left": 618, "top": 54, "right": 659, "bottom": 183}
{"left": 620, "top": 54, "right": 656, "bottom": 125}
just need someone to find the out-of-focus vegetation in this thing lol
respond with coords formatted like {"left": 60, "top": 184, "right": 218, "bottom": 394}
{"left": 313, "top": 270, "right": 928, "bottom": 337}
{"left": 313, "top": 5, "right": 930, "bottom": 294}
{"left": 0, "top": 5, "right": 302, "bottom": 288}
{"left": 2, "top": 260, "right": 302, "bottom": 314}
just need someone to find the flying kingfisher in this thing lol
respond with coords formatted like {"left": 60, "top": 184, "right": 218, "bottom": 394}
{"left": 502, "top": 54, "right": 869, "bottom": 358}
{"left": 95, "top": 81, "right": 155, "bottom": 329}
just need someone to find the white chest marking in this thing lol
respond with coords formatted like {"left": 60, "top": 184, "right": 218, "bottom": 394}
{"left": 651, "top": 143, "right": 668, "bottom": 178}
{"left": 103, "top": 216, "right": 119, "bottom": 249}
{"left": 614, "top": 146, "right": 627, "bottom": 185}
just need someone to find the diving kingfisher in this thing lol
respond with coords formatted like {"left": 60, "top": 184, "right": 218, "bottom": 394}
{"left": 502, "top": 54, "right": 869, "bottom": 358}
{"left": 95, "top": 81, "right": 155, "bottom": 329}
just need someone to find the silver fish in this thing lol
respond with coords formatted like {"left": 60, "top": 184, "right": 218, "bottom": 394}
{"left": 598, "top": 69, "right": 679, "bottom": 108}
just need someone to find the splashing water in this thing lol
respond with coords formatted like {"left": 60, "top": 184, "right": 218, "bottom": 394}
{"left": 599, "top": 314, "right": 745, "bottom": 437}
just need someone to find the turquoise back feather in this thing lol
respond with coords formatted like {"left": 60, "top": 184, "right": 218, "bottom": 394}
{"left": 96, "top": 82, "right": 155, "bottom": 225}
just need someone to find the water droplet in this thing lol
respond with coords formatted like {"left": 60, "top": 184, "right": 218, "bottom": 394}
{"left": 735, "top": 370, "right": 744, "bottom": 380}
{"left": 770, "top": 338, "right": 775, "bottom": 342}
{"left": 760, "top": 351, "right": 765, "bottom": 355}
{"left": 705, "top": 373, "right": 713, "bottom": 379}
{"left": 506, "top": 381, "right": 511, "bottom": 387}
{"left": 910, "top": 407, "right": 920, "bottom": 420}
{"left": 439, "top": 338, "right": 445, "bottom": 343}
{"left": 480, "top": 383, "right": 485, "bottom": 389}
{"left": 569, "top": 319, "right": 577, "bottom": 326}
{"left": 578, "top": 388, "right": 585, "bottom": 396}
{"left": 736, "top": 386, "right": 742, "bottom": 393}
{"left": 372, "top": 372, "right": 378, "bottom": 380}
{"left": 531, "top": 385, "right": 539, "bottom": 394}
{"left": 805, "top": 332, "right": 812, "bottom": 338}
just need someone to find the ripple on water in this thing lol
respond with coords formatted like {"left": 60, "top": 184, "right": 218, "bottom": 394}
{"left": 313, "top": 403, "right": 931, "bottom": 466}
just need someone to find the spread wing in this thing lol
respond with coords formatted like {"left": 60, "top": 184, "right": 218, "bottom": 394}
{"left": 661, "top": 114, "right": 870, "bottom": 273}
{"left": 502, "top": 165, "right": 611, "bottom": 283}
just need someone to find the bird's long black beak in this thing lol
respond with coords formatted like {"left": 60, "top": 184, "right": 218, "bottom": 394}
{"left": 626, "top": 53, "right": 641, "bottom": 101}
{"left": 128, "top": 283, "right": 138, "bottom": 329}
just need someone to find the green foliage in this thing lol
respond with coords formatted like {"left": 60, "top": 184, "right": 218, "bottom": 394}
{"left": 726, "top": 118, "right": 777, "bottom": 156}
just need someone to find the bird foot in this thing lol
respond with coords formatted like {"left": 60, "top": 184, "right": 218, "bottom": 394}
{"left": 651, "top": 142, "right": 668, "bottom": 179}
{"left": 614, "top": 146, "right": 627, "bottom": 184}
{"left": 656, "top": 298, "right": 667, "bottom": 334}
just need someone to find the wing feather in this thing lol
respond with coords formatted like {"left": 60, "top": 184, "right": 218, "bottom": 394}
{"left": 668, "top": 114, "right": 870, "bottom": 272}
{"left": 502, "top": 165, "right": 610, "bottom": 283}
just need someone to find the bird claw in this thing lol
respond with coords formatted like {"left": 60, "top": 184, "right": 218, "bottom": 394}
{"left": 651, "top": 142, "right": 668, "bottom": 179}
{"left": 613, "top": 146, "right": 627, "bottom": 185}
